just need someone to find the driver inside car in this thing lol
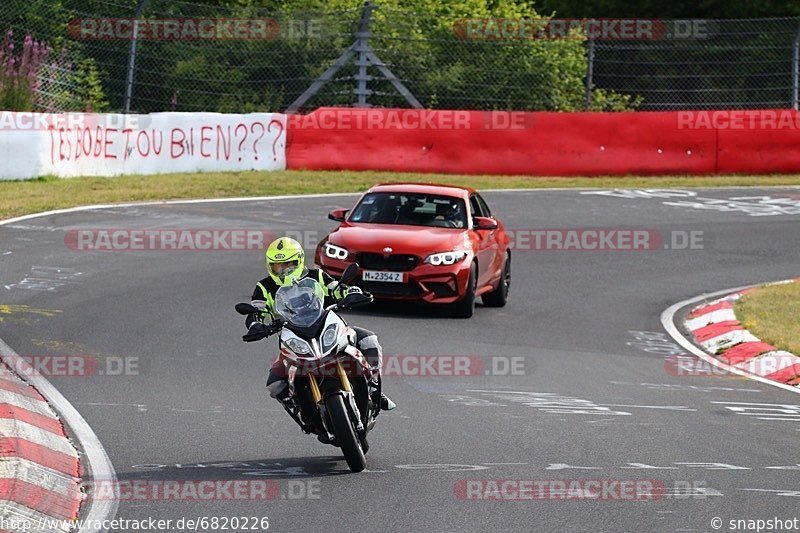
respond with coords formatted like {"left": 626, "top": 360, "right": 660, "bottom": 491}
{"left": 434, "top": 201, "right": 464, "bottom": 228}
{"left": 244, "top": 237, "right": 396, "bottom": 411}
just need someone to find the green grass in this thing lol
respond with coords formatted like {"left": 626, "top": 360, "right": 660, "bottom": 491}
{"left": 2, "top": 170, "right": 800, "bottom": 220}
{"left": 736, "top": 281, "right": 800, "bottom": 356}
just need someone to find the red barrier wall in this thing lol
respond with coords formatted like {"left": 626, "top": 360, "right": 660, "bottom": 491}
{"left": 286, "top": 108, "right": 800, "bottom": 176}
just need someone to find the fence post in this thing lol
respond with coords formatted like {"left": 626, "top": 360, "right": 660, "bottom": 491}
{"left": 584, "top": 36, "right": 595, "bottom": 110}
{"left": 285, "top": 1, "right": 421, "bottom": 112}
{"left": 793, "top": 25, "right": 800, "bottom": 110}
{"left": 354, "top": 2, "right": 374, "bottom": 107}
{"left": 123, "top": 0, "right": 149, "bottom": 114}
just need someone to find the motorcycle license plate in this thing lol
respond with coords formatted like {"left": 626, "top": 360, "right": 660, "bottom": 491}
{"left": 362, "top": 270, "right": 404, "bottom": 283}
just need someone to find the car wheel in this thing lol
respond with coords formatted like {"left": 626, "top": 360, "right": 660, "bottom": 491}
{"left": 451, "top": 263, "right": 477, "bottom": 318}
{"left": 482, "top": 253, "right": 510, "bottom": 308}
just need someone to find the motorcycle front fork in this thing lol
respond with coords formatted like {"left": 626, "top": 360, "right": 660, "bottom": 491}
{"left": 307, "top": 360, "right": 352, "bottom": 403}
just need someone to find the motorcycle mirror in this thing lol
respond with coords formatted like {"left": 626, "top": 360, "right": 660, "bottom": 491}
{"left": 340, "top": 263, "right": 359, "bottom": 284}
{"left": 235, "top": 303, "right": 259, "bottom": 315}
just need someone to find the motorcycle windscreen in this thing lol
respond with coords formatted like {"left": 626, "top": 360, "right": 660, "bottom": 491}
{"left": 274, "top": 278, "right": 326, "bottom": 328}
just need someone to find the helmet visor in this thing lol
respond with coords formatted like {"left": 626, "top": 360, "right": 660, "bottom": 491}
{"left": 269, "top": 259, "right": 299, "bottom": 278}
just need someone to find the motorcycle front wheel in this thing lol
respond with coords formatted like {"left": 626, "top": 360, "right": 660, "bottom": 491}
{"left": 325, "top": 394, "right": 366, "bottom": 473}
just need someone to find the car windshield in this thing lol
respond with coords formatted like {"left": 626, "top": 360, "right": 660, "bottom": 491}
{"left": 274, "top": 278, "right": 325, "bottom": 328}
{"left": 348, "top": 192, "right": 467, "bottom": 228}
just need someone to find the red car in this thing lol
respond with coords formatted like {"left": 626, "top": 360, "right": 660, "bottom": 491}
{"left": 314, "top": 183, "right": 510, "bottom": 318}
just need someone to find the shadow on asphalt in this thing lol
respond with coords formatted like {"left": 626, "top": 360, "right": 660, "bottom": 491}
{"left": 116, "top": 456, "right": 357, "bottom": 481}
{"left": 341, "top": 300, "right": 485, "bottom": 320}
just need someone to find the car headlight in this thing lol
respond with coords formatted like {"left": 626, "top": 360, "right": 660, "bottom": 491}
{"left": 322, "top": 324, "right": 338, "bottom": 349}
{"left": 324, "top": 243, "right": 349, "bottom": 260}
{"left": 424, "top": 251, "right": 467, "bottom": 266}
{"left": 285, "top": 337, "right": 311, "bottom": 355}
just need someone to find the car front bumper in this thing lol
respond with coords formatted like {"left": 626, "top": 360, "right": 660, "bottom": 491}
{"left": 317, "top": 255, "right": 472, "bottom": 304}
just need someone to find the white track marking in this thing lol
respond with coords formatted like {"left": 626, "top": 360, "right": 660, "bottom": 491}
{"left": 3, "top": 187, "right": 800, "bottom": 228}
{"left": 661, "top": 284, "right": 800, "bottom": 396}
{"left": 599, "top": 404, "right": 697, "bottom": 412}
{"left": 0, "top": 193, "right": 361, "bottom": 227}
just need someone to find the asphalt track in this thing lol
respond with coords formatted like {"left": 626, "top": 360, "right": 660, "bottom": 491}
{"left": 1, "top": 187, "right": 799, "bottom": 533}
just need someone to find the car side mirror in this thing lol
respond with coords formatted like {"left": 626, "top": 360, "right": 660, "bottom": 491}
{"left": 328, "top": 208, "right": 349, "bottom": 222}
{"left": 473, "top": 216, "right": 498, "bottom": 230}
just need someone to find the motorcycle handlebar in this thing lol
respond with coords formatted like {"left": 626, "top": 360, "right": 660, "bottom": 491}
{"left": 333, "top": 291, "right": 373, "bottom": 310}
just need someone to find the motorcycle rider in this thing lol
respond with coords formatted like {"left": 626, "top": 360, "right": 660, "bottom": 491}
{"left": 244, "top": 237, "right": 395, "bottom": 411}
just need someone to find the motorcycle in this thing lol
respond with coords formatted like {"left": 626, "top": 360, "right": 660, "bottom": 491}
{"left": 235, "top": 264, "right": 379, "bottom": 472}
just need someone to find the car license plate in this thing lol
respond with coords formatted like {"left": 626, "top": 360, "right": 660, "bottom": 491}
{"left": 362, "top": 270, "right": 404, "bottom": 283}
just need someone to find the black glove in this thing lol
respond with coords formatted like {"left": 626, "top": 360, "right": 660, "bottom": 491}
{"left": 243, "top": 322, "right": 270, "bottom": 342}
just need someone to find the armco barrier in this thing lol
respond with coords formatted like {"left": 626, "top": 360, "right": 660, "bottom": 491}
{"left": 286, "top": 108, "right": 800, "bottom": 176}
{"left": 0, "top": 112, "right": 287, "bottom": 180}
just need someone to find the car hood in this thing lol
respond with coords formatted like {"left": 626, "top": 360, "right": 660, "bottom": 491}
{"left": 327, "top": 223, "right": 469, "bottom": 254}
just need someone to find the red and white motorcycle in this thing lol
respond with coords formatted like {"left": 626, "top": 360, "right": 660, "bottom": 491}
{"left": 236, "top": 264, "right": 379, "bottom": 472}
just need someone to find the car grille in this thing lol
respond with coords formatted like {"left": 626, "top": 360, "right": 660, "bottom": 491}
{"left": 358, "top": 281, "right": 423, "bottom": 297}
{"left": 355, "top": 252, "right": 420, "bottom": 272}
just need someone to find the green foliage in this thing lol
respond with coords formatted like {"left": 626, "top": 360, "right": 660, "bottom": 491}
{"left": 588, "top": 89, "right": 642, "bottom": 111}
{"left": 0, "top": 78, "right": 33, "bottom": 110}
{"left": 71, "top": 58, "right": 110, "bottom": 111}
{"left": 2, "top": 0, "right": 639, "bottom": 112}
{"left": 534, "top": 0, "right": 800, "bottom": 18}
{"left": 279, "top": 0, "right": 635, "bottom": 110}
{"left": 36, "top": 55, "right": 110, "bottom": 111}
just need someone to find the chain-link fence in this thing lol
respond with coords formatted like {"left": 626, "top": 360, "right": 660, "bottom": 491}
{"left": 2, "top": 0, "right": 800, "bottom": 113}
{"left": 591, "top": 18, "right": 800, "bottom": 110}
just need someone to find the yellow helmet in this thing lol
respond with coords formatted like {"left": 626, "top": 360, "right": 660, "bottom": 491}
{"left": 265, "top": 237, "right": 306, "bottom": 286}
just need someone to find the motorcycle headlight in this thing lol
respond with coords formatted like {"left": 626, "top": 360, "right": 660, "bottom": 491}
{"left": 285, "top": 337, "right": 311, "bottom": 355}
{"left": 324, "top": 243, "right": 349, "bottom": 260}
{"left": 322, "top": 324, "right": 338, "bottom": 349}
{"left": 424, "top": 251, "right": 467, "bottom": 266}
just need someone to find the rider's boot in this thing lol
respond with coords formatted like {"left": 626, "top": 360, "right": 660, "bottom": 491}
{"left": 368, "top": 377, "right": 396, "bottom": 411}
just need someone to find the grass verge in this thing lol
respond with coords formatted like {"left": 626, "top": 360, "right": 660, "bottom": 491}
{"left": 2, "top": 170, "right": 800, "bottom": 220}
{"left": 736, "top": 281, "right": 800, "bottom": 355}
